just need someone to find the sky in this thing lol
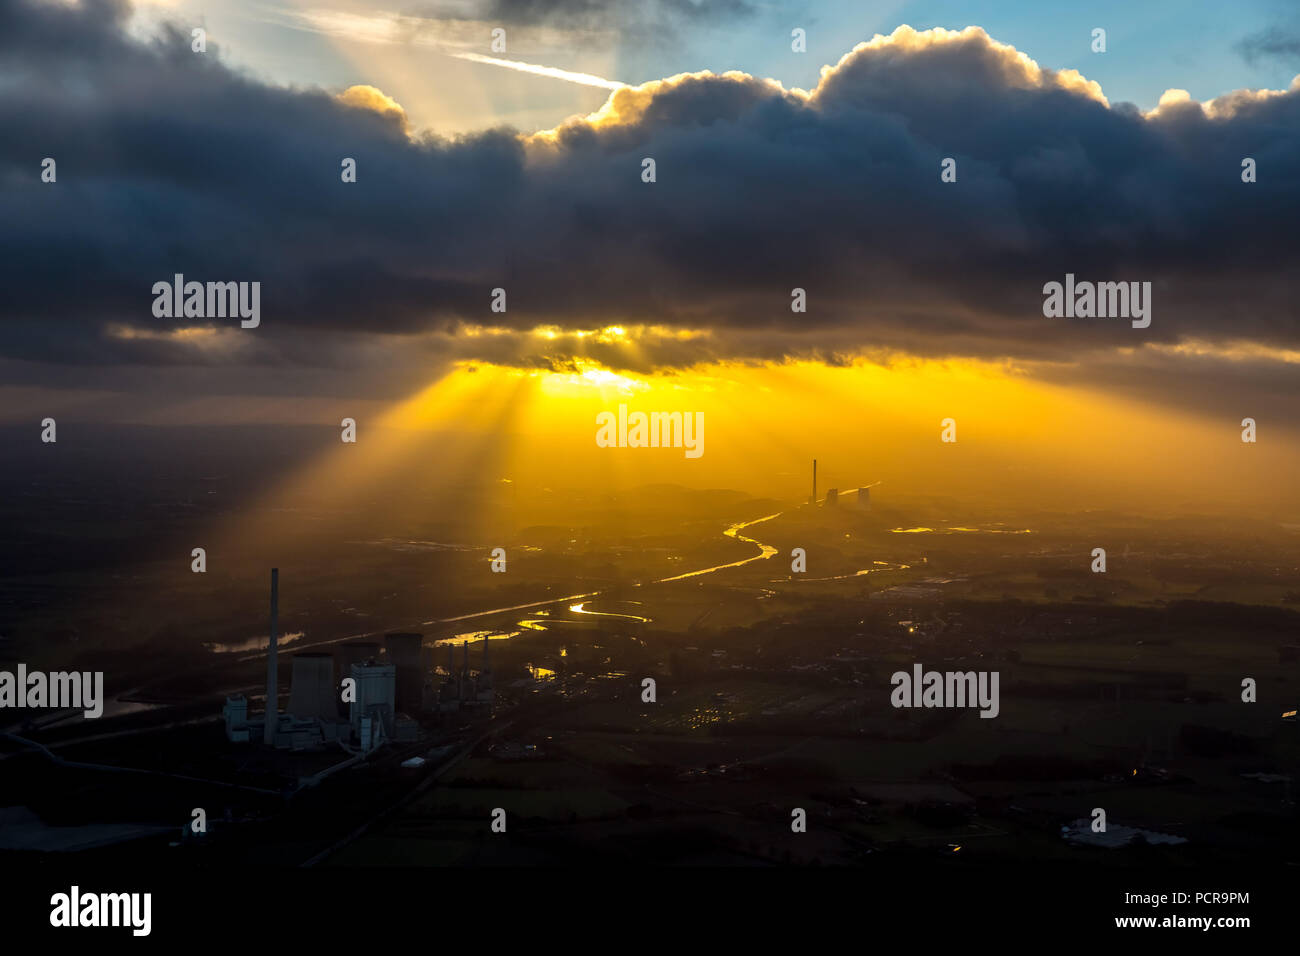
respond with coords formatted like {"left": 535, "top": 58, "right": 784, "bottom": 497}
{"left": 2, "top": 0, "right": 1298, "bottom": 511}
{"left": 121, "top": 0, "right": 1300, "bottom": 132}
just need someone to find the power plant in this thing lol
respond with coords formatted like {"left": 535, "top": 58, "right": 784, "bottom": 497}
{"left": 222, "top": 571, "right": 495, "bottom": 755}
{"left": 806, "top": 460, "right": 875, "bottom": 510}
{"left": 430, "top": 637, "right": 494, "bottom": 712}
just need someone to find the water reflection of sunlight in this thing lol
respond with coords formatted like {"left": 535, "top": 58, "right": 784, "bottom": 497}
{"left": 207, "top": 631, "right": 305, "bottom": 654}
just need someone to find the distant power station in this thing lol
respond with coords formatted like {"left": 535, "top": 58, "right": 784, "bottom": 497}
{"left": 807, "top": 460, "right": 872, "bottom": 509}
{"left": 222, "top": 571, "right": 493, "bottom": 755}
{"left": 431, "top": 637, "right": 494, "bottom": 712}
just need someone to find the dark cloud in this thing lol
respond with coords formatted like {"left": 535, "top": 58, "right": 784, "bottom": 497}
{"left": 481, "top": 0, "right": 754, "bottom": 26}
{"left": 1045, "top": 346, "right": 1300, "bottom": 424}
{"left": 403, "top": 0, "right": 755, "bottom": 46}
{"left": 2, "top": 3, "right": 1299, "bottom": 397}
{"left": 1236, "top": 25, "right": 1300, "bottom": 66}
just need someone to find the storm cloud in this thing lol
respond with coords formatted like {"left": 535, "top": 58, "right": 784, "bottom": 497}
{"left": 2, "top": 0, "right": 1299, "bottom": 387}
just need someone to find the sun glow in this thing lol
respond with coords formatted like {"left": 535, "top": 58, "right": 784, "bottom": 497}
{"left": 207, "top": 353, "right": 1300, "bottom": 560}
{"left": 542, "top": 361, "right": 646, "bottom": 396}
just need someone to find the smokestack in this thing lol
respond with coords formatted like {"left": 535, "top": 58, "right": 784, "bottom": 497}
{"left": 483, "top": 635, "right": 490, "bottom": 669}
{"left": 462, "top": 640, "right": 470, "bottom": 699}
{"left": 264, "top": 568, "right": 279, "bottom": 745}
{"left": 812, "top": 459, "right": 817, "bottom": 504}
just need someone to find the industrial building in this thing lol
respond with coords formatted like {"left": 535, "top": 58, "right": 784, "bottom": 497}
{"left": 349, "top": 660, "right": 396, "bottom": 752}
{"left": 336, "top": 641, "right": 382, "bottom": 706}
{"left": 287, "top": 653, "right": 337, "bottom": 722}
{"left": 475, "top": 635, "right": 494, "bottom": 705}
{"left": 220, "top": 571, "right": 499, "bottom": 757}
{"left": 431, "top": 639, "right": 494, "bottom": 712}
{"left": 807, "top": 461, "right": 872, "bottom": 509}
{"left": 434, "top": 644, "right": 460, "bottom": 712}
{"left": 222, "top": 571, "right": 405, "bottom": 753}
{"left": 222, "top": 693, "right": 348, "bottom": 751}
{"left": 385, "top": 632, "right": 424, "bottom": 715}
{"left": 223, "top": 695, "right": 249, "bottom": 743}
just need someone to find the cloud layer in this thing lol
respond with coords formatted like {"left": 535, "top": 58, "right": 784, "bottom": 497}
{"left": 2, "top": 0, "right": 1299, "bottom": 396}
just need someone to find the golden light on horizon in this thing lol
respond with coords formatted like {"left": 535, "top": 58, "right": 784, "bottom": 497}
{"left": 205, "top": 353, "right": 1300, "bottom": 557}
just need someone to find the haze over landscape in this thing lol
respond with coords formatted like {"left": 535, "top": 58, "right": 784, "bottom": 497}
{"left": 1, "top": 0, "right": 1297, "bottom": 932}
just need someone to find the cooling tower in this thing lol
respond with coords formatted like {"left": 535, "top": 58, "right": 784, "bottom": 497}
{"left": 385, "top": 632, "right": 424, "bottom": 714}
{"left": 287, "top": 652, "right": 336, "bottom": 722}
{"left": 337, "top": 641, "right": 381, "bottom": 672}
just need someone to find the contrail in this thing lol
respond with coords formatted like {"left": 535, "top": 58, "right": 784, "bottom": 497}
{"left": 451, "top": 52, "right": 625, "bottom": 90}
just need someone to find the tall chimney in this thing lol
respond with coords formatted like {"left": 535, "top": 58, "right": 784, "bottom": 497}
{"left": 812, "top": 459, "right": 817, "bottom": 504}
{"left": 264, "top": 568, "right": 279, "bottom": 746}
{"left": 483, "top": 635, "right": 490, "bottom": 669}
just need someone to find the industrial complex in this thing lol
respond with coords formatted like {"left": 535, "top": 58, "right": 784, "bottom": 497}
{"left": 222, "top": 570, "right": 493, "bottom": 757}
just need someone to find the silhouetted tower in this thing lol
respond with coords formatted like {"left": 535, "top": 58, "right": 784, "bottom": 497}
{"left": 385, "top": 632, "right": 423, "bottom": 714}
{"left": 812, "top": 459, "right": 817, "bottom": 505}
{"left": 264, "top": 568, "right": 279, "bottom": 746}
{"left": 477, "top": 635, "right": 494, "bottom": 703}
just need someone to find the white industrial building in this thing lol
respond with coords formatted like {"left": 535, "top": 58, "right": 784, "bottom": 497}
{"left": 350, "top": 661, "right": 396, "bottom": 752}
